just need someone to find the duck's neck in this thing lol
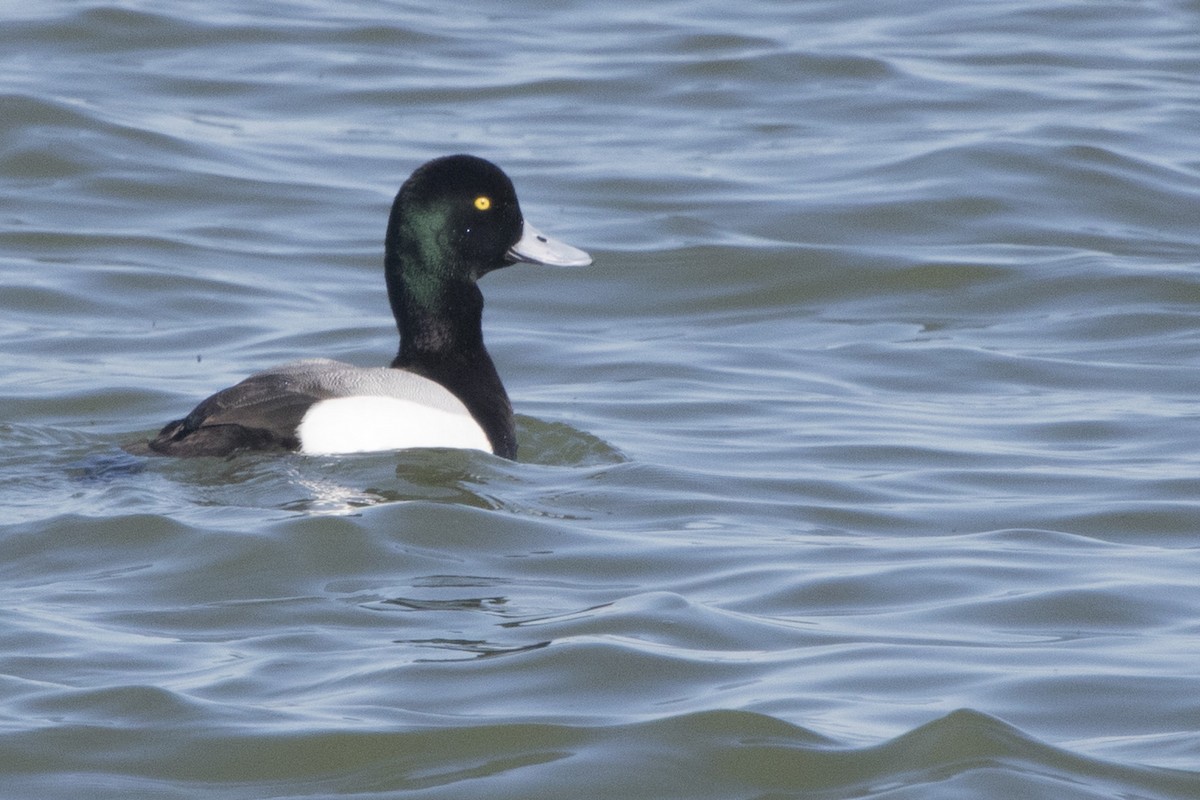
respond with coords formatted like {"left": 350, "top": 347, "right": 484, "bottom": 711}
{"left": 386, "top": 256, "right": 516, "bottom": 458}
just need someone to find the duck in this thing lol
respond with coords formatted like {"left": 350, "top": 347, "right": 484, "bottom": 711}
{"left": 129, "top": 154, "right": 592, "bottom": 460}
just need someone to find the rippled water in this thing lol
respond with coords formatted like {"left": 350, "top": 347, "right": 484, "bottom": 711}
{"left": 3, "top": 1, "right": 1200, "bottom": 797}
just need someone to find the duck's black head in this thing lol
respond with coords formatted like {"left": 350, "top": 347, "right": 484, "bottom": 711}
{"left": 386, "top": 154, "right": 525, "bottom": 297}
{"left": 385, "top": 155, "right": 590, "bottom": 346}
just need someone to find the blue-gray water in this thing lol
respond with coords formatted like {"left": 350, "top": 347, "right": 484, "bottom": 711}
{"left": 3, "top": 1, "right": 1200, "bottom": 797}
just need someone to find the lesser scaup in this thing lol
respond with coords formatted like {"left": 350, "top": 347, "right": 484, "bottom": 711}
{"left": 130, "top": 154, "right": 591, "bottom": 459}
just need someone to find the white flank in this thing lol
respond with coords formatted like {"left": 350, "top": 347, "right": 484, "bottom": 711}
{"left": 296, "top": 395, "right": 491, "bottom": 455}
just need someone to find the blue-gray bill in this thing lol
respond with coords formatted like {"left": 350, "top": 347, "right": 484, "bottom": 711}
{"left": 507, "top": 221, "right": 592, "bottom": 267}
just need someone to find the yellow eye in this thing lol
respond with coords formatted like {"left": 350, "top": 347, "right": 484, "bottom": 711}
{"left": 473, "top": 195, "right": 491, "bottom": 211}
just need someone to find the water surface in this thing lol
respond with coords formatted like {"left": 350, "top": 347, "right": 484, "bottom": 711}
{"left": 2, "top": 1, "right": 1200, "bottom": 797}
